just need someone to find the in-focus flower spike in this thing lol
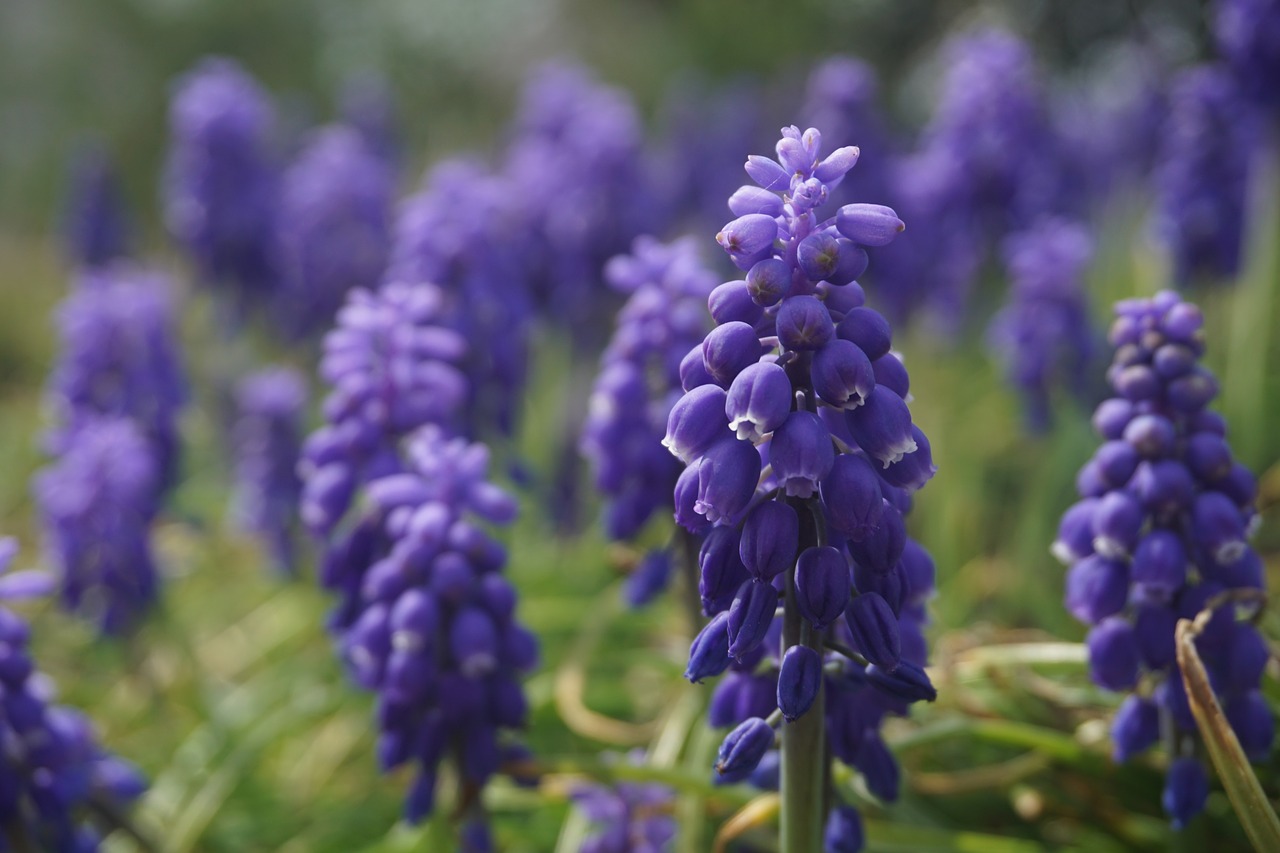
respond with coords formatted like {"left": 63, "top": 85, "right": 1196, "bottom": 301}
{"left": 62, "top": 145, "right": 130, "bottom": 269}
{"left": 676, "top": 125, "right": 939, "bottom": 849}
{"left": 314, "top": 426, "right": 535, "bottom": 836}
{"left": 46, "top": 267, "right": 187, "bottom": 495}
{"left": 1154, "top": 66, "right": 1256, "bottom": 285}
{"left": 164, "top": 57, "right": 279, "bottom": 312}
{"left": 988, "top": 218, "right": 1098, "bottom": 430}
{"left": 231, "top": 367, "right": 307, "bottom": 575}
{"left": 274, "top": 125, "right": 393, "bottom": 340}
{"left": 0, "top": 537, "right": 149, "bottom": 847}
{"left": 1058, "top": 289, "right": 1270, "bottom": 828}
{"left": 34, "top": 418, "right": 160, "bottom": 635}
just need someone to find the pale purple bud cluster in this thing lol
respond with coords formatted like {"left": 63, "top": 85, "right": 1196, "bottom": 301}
{"left": 274, "top": 125, "right": 393, "bottom": 339}
{"left": 988, "top": 219, "right": 1097, "bottom": 430}
{"left": 164, "top": 57, "right": 279, "bottom": 309}
{"left": 571, "top": 753, "right": 676, "bottom": 853}
{"left": 384, "top": 159, "right": 535, "bottom": 440}
{"left": 317, "top": 426, "right": 535, "bottom": 831}
{"left": 581, "top": 237, "right": 717, "bottom": 604}
{"left": 0, "top": 538, "right": 148, "bottom": 849}
{"left": 231, "top": 368, "right": 307, "bottom": 575}
{"left": 46, "top": 267, "right": 187, "bottom": 493}
{"left": 502, "top": 61, "right": 660, "bottom": 340}
{"left": 62, "top": 146, "right": 130, "bottom": 269}
{"left": 34, "top": 418, "right": 160, "bottom": 635}
{"left": 299, "top": 281, "right": 467, "bottom": 538}
{"left": 1216, "top": 0, "right": 1280, "bottom": 117}
{"left": 1154, "top": 66, "right": 1255, "bottom": 285}
{"left": 1056, "top": 290, "right": 1270, "bottom": 828}
{"left": 676, "top": 126, "right": 938, "bottom": 847}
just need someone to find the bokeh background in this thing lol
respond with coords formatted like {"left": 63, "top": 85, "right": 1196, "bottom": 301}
{"left": 1, "top": 0, "right": 1278, "bottom": 851}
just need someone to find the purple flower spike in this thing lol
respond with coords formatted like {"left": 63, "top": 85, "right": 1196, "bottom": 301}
{"left": 794, "top": 545, "right": 851, "bottom": 631}
{"left": 726, "top": 362, "right": 792, "bottom": 442}
{"left": 770, "top": 411, "right": 836, "bottom": 498}
{"left": 777, "top": 645, "right": 822, "bottom": 722}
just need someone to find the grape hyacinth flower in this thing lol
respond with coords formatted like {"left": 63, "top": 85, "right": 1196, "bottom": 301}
{"left": 231, "top": 367, "right": 307, "bottom": 575}
{"left": 0, "top": 537, "right": 149, "bottom": 849}
{"left": 299, "top": 281, "right": 467, "bottom": 539}
{"left": 384, "top": 159, "right": 535, "bottom": 441}
{"left": 1154, "top": 66, "right": 1256, "bottom": 285}
{"left": 572, "top": 754, "right": 676, "bottom": 853}
{"left": 46, "top": 266, "right": 187, "bottom": 496}
{"left": 274, "top": 125, "right": 393, "bottom": 340}
{"left": 164, "top": 57, "right": 279, "bottom": 312}
{"left": 580, "top": 236, "right": 717, "bottom": 606}
{"left": 62, "top": 145, "right": 129, "bottom": 269}
{"left": 988, "top": 219, "right": 1097, "bottom": 430}
{"left": 674, "top": 126, "right": 938, "bottom": 851}
{"left": 316, "top": 426, "right": 537, "bottom": 835}
{"left": 1055, "top": 290, "right": 1271, "bottom": 828}
{"left": 34, "top": 418, "right": 160, "bottom": 635}
{"left": 1216, "top": 0, "right": 1280, "bottom": 117}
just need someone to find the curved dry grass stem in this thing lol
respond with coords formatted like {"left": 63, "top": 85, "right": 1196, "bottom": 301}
{"left": 712, "top": 793, "right": 780, "bottom": 853}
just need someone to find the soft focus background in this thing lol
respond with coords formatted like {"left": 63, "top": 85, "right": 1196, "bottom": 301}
{"left": 1, "top": 0, "right": 1278, "bottom": 851}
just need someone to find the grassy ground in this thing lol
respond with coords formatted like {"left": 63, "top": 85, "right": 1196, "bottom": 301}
{"left": 0, "top": 168, "right": 1278, "bottom": 852}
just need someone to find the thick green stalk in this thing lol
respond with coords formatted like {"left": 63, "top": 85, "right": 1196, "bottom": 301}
{"left": 780, "top": 500, "right": 826, "bottom": 853}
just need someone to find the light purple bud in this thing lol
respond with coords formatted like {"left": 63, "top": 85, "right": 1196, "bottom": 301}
{"left": 728, "top": 184, "right": 785, "bottom": 217}
{"left": 390, "top": 589, "right": 439, "bottom": 651}
{"left": 726, "top": 579, "right": 778, "bottom": 660}
{"left": 770, "top": 411, "right": 835, "bottom": 498}
{"left": 1185, "top": 433, "right": 1233, "bottom": 483}
{"left": 1167, "top": 369, "right": 1219, "bottom": 412}
{"left": 1092, "top": 398, "right": 1135, "bottom": 439}
{"left": 1123, "top": 414, "right": 1176, "bottom": 458}
{"left": 776, "top": 295, "right": 835, "bottom": 351}
{"left": 726, "top": 362, "right": 792, "bottom": 442}
{"left": 1093, "top": 441, "right": 1139, "bottom": 489}
{"left": 709, "top": 280, "right": 763, "bottom": 326}
{"left": 717, "top": 214, "right": 778, "bottom": 262}
{"left": 1153, "top": 343, "right": 1197, "bottom": 379}
{"left": 845, "top": 592, "right": 901, "bottom": 670}
{"left": 449, "top": 607, "right": 498, "bottom": 678}
{"left": 794, "top": 545, "right": 850, "bottom": 630}
{"left": 821, "top": 453, "right": 883, "bottom": 540}
{"left": 846, "top": 385, "right": 917, "bottom": 467}
{"left": 796, "top": 231, "right": 841, "bottom": 282}
{"left": 1112, "top": 364, "right": 1160, "bottom": 401}
{"left": 746, "top": 258, "right": 792, "bottom": 307}
{"left": 702, "top": 322, "right": 763, "bottom": 387}
{"left": 739, "top": 501, "right": 799, "bottom": 581}
{"left": 664, "top": 384, "right": 730, "bottom": 463}
{"left": 680, "top": 342, "right": 716, "bottom": 392}
{"left": 835, "top": 204, "right": 904, "bottom": 247}
{"left": 744, "top": 156, "right": 790, "bottom": 191}
{"left": 1131, "top": 460, "right": 1196, "bottom": 518}
{"left": 836, "top": 307, "right": 891, "bottom": 360}
{"left": 777, "top": 645, "right": 823, "bottom": 722}
{"left": 1052, "top": 498, "right": 1098, "bottom": 564}
{"left": 813, "top": 145, "right": 860, "bottom": 183}
{"left": 821, "top": 281, "right": 866, "bottom": 315}
{"left": 811, "top": 339, "right": 874, "bottom": 410}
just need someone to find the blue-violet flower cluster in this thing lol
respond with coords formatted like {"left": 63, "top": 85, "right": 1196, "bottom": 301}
{"left": 581, "top": 236, "right": 717, "bottom": 606}
{"left": 673, "top": 126, "right": 938, "bottom": 850}
{"left": 0, "top": 537, "right": 148, "bottom": 851}
{"left": 1054, "top": 290, "right": 1270, "bottom": 828}
{"left": 232, "top": 367, "right": 307, "bottom": 576}
{"left": 571, "top": 753, "right": 676, "bottom": 853}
